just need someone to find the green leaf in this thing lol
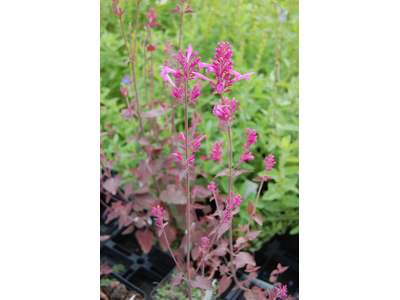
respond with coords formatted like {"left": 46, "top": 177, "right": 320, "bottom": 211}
{"left": 289, "top": 225, "right": 299, "bottom": 235}
{"left": 282, "top": 194, "right": 299, "bottom": 208}
{"left": 276, "top": 123, "right": 299, "bottom": 132}
{"left": 283, "top": 156, "right": 299, "bottom": 163}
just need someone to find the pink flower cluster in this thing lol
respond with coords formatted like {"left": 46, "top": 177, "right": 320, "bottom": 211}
{"left": 238, "top": 149, "right": 254, "bottom": 163}
{"left": 221, "top": 191, "right": 243, "bottom": 224}
{"left": 172, "top": 83, "right": 201, "bottom": 103}
{"left": 210, "top": 141, "right": 224, "bottom": 164}
{"left": 172, "top": 132, "right": 206, "bottom": 165}
{"left": 152, "top": 205, "right": 166, "bottom": 229}
{"left": 274, "top": 285, "right": 288, "bottom": 298}
{"left": 144, "top": 8, "right": 161, "bottom": 27}
{"left": 244, "top": 128, "right": 257, "bottom": 148}
{"left": 212, "top": 97, "right": 240, "bottom": 121}
{"left": 194, "top": 42, "right": 254, "bottom": 93}
{"left": 264, "top": 154, "right": 276, "bottom": 171}
{"left": 207, "top": 181, "right": 218, "bottom": 195}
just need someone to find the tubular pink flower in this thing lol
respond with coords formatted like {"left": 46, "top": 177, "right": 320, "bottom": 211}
{"left": 239, "top": 149, "right": 254, "bottom": 163}
{"left": 275, "top": 285, "right": 288, "bottom": 298}
{"left": 212, "top": 97, "right": 240, "bottom": 121}
{"left": 172, "top": 150, "right": 184, "bottom": 164}
{"left": 152, "top": 205, "right": 166, "bottom": 228}
{"left": 229, "top": 69, "right": 255, "bottom": 82}
{"left": 190, "top": 135, "right": 206, "bottom": 153}
{"left": 187, "top": 84, "right": 201, "bottom": 103}
{"left": 173, "top": 84, "right": 184, "bottom": 102}
{"left": 198, "top": 62, "right": 215, "bottom": 74}
{"left": 210, "top": 42, "right": 234, "bottom": 91}
{"left": 198, "top": 236, "right": 210, "bottom": 253}
{"left": 187, "top": 154, "right": 195, "bottom": 165}
{"left": 264, "top": 154, "right": 276, "bottom": 171}
{"left": 244, "top": 128, "right": 257, "bottom": 148}
{"left": 180, "top": 132, "right": 186, "bottom": 151}
{"left": 160, "top": 66, "right": 177, "bottom": 88}
{"left": 207, "top": 181, "right": 218, "bottom": 194}
{"left": 192, "top": 72, "right": 216, "bottom": 86}
{"left": 210, "top": 140, "right": 224, "bottom": 164}
{"left": 173, "top": 44, "right": 201, "bottom": 83}
{"left": 220, "top": 191, "right": 243, "bottom": 224}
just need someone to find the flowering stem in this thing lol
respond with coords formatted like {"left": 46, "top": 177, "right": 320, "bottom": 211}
{"left": 149, "top": 27, "right": 155, "bottom": 108}
{"left": 143, "top": 27, "right": 149, "bottom": 106}
{"left": 163, "top": 230, "right": 187, "bottom": 281}
{"left": 227, "top": 126, "right": 248, "bottom": 292}
{"left": 124, "top": 96, "right": 143, "bottom": 153}
{"left": 178, "top": 9, "right": 183, "bottom": 51}
{"left": 245, "top": 169, "right": 267, "bottom": 237}
{"left": 184, "top": 81, "right": 192, "bottom": 300}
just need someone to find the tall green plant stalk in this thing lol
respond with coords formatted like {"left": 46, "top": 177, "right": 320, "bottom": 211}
{"left": 184, "top": 81, "right": 192, "bottom": 300}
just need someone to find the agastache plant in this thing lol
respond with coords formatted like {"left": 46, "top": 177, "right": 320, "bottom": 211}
{"left": 101, "top": 1, "right": 296, "bottom": 299}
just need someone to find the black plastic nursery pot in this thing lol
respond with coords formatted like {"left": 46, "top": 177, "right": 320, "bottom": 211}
{"left": 101, "top": 272, "right": 146, "bottom": 300}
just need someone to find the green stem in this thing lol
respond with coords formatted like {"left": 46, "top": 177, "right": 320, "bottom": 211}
{"left": 184, "top": 81, "right": 192, "bottom": 300}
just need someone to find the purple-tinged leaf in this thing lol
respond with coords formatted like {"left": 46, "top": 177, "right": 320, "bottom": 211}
{"left": 135, "top": 230, "right": 154, "bottom": 254}
{"left": 100, "top": 154, "right": 106, "bottom": 162}
{"left": 277, "top": 263, "right": 289, "bottom": 274}
{"left": 188, "top": 103, "right": 196, "bottom": 109}
{"left": 244, "top": 266, "right": 261, "bottom": 273}
{"left": 160, "top": 185, "right": 186, "bottom": 204}
{"left": 210, "top": 242, "right": 228, "bottom": 257}
{"left": 138, "top": 137, "right": 149, "bottom": 145}
{"left": 234, "top": 252, "right": 256, "bottom": 269}
{"left": 100, "top": 235, "right": 110, "bottom": 242}
{"left": 217, "top": 223, "right": 230, "bottom": 240}
{"left": 218, "top": 274, "right": 232, "bottom": 296}
{"left": 103, "top": 174, "right": 122, "bottom": 195}
{"left": 191, "top": 276, "right": 215, "bottom": 291}
{"left": 234, "top": 237, "right": 247, "bottom": 247}
{"left": 179, "top": 168, "right": 189, "bottom": 180}
{"left": 233, "top": 170, "right": 254, "bottom": 177}
{"left": 253, "top": 176, "right": 274, "bottom": 182}
{"left": 246, "top": 200, "right": 255, "bottom": 216}
{"left": 127, "top": 136, "right": 137, "bottom": 143}
{"left": 121, "top": 224, "right": 135, "bottom": 235}
{"left": 219, "top": 264, "right": 229, "bottom": 275}
{"left": 102, "top": 261, "right": 114, "bottom": 275}
{"left": 249, "top": 272, "right": 258, "bottom": 280}
{"left": 247, "top": 230, "right": 262, "bottom": 241}
{"left": 118, "top": 213, "right": 128, "bottom": 229}
{"left": 184, "top": 9, "right": 197, "bottom": 13}
{"left": 172, "top": 272, "right": 183, "bottom": 286}
{"left": 141, "top": 108, "right": 166, "bottom": 118}
{"left": 133, "top": 185, "right": 150, "bottom": 195}
{"left": 252, "top": 213, "right": 263, "bottom": 226}
{"left": 213, "top": 169, "right": 228, "bottom": 179}
{"left": 270, "top": 269, "right": 279, "bottom": 276}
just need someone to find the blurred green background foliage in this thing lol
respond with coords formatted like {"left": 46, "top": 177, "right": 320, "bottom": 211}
{"left": 100, "top": 0, "right": 299, "bottom": 249}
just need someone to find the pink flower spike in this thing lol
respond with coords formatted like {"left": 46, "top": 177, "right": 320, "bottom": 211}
{"left": 239, "top": 149, "right": 254, "bottom": 163}
{"left": 180, "top": 132, "right": 186, "bottom": 151}
{"left": 244, "top": 128, "right": 257, "bottom": 148}
{"left": 190, "top": 135, "right": 206, "bottom": 153}
{"left": 173, "top": 84, "right": 184, "bottom": 102}
{"left": 172, "top": 150, "right": 184, "bottom": 164}
{"left": 187, "top": 154, "right": 195, "bottom": 165}
{"left": 201, "top": 236, "right": 210, "bottom": 247}
{"left": 263, "top": 154, "right": 276, "bottom": 171}
{"left": 188, "top": 84, "right": 201, "bottom": 103}
{"left": 210, "top": 140, "right": 224, "bottom": 164}
{"left": 152, "top": 205, "right": 166, "bottom": 229}
{"left": 213, "top": 97, "right": 240, "bottom": 121}
{"left": 275, "top": 285, "right": 288, "bottom": 298}
{"left": 207, "top": 181, "right": 218, "bottom": 194}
